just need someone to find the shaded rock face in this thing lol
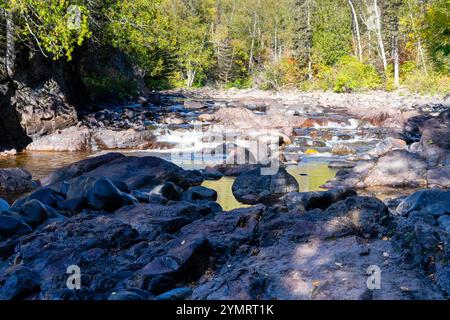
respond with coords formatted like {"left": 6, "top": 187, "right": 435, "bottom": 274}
{"left": 396, "top": 189, "right": 450, "bottom": 218}
{"left": 419, "top": 110, "right": 450, "bottom": 166}
{"left": 0, "top": 84, "right": 31, "bottom": 151}
{"left": 0, "top": 168, "right": 36, "bottom": 193}
{"left": 232, "top": 167, "right": 299, "bottom": 204}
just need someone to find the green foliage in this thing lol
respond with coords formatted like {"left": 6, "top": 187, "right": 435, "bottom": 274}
{"left": 422, "top": 0, "right": 450, "bottom": 72}
{"left": 310, "top": 56, "right": 382, "bottom": 93}
{"left": 403, "top": 70, "right": 450, "bottom": 95}
{"left": 83, "top": 74, "right": 138, "bottom": 100}
{"left": 10, "top": 0, "right": 91, "bottom": 60}
{"left": 311, "top": 0, "right": 352, "bottom": 66}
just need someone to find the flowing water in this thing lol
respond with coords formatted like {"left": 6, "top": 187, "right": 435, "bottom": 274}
{"left": 0, "top": 97, "right": 395, "bottom": 208}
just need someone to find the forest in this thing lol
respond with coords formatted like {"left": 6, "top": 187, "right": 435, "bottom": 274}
{"left": 1, "top": 0, "right": 449, "bottom": 98}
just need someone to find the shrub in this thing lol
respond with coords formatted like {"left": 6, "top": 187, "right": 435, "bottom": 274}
{"left": 403, "top": 69, "right": 450, "bottom": 95}
{"left": 331, "top": 56, "right": 382, "bottom": 93}
{"left": 84, "top": 74, "right": 138, "bottom": 101}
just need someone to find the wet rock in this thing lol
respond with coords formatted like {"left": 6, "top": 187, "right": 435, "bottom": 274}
{"left": 18, "top": 199, "right": 49, "bottom": 228}
{"left": 155, "top": 287, "right": 193, "bottom": 300}
{"left": 437, "top": 215, "right": 450, "bottom": 232}
{"left": 283, "top": 188, "right": 357, "bottom": 211}
{"left": 0, "top": 198, "right": 10, "bottom": 212}
{"left": 0, "top": 266, "right": 41, "bottom": 300}
{"left": 26, "top": 127, "right": 91, "bottom": 152}
{"left": 396, "top": 189, "right": 450, "bottom": 218}
{"left": 183, "top": 186, "right": 217, "bottom": 202}
{"left": 65, "top": 155, "right": 202, "bottom": 192}
{"left": 0, "top": 214, "right": 32, "bottom": 239}
{"left": 152, "top": 182, "right": 183, "bottom": 201}
{"left": 130, "top": 190, "right": 150, "bottom": 203}
{"left": 0, "top": 168, "right": 36, "bottom": 193}
{"left": 19, "top": 187, "right": 62, "bottom": 208}
{"left": 66, "top": 176, "right": 130, "bottom": 212}
{"left": 57, "top": 197, "right": 87, "bottom": 215}
{"left": 364, "top": 150, "right": 428, "bottom": 187}
{"left": 232, "top": 167, "right": 299, "bottom": 204}
{"left": 42, "top": 152, "right": 125, "bottom": 186}
{"left": 148, "top": 194, "right": 168, "bottom": 205}
{"left": 328, "top": 160, "right": 356, "bottom": 169}
{"left": 201, "top": 167, "right": 223, "bottom": 180}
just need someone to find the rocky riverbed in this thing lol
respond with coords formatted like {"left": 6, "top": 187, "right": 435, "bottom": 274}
{"left": 0, "top": 89, "right": 449, "bottom": 300}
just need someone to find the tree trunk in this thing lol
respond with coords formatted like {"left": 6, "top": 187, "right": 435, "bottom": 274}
{"left": 374, "top": 0, "right": 387, "bottom": 72}
{"left": 307, "top": 0, "right": 312, "bottom": 81}
{"left": 348, "top": 0, "right": 362, "bottom": 61}
{"left": 393, "top": 34, "right": 400, "bottom": 88}
{"left": 6, "top": 9, "right": 16, "bottom": 79}
{"left": 248, "top": 12, "right": 257, "bottom": 72}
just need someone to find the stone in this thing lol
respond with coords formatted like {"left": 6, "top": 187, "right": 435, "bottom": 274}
{"left": 328, "top": 161, "right": 356, "bottom": 169}
{"left": 183, "top": 186, "right": 217, "bottom": 202}
{"left": 232, "top": 167, "right": 299, "bottom": 204}
{"left": 152, "top": 182, "right": 183, "bottom": 201}
{"left": 371, "top": 138, "right": 407, "bottom": 156}
{"left": 108, "top": 290, "right": 148, "bottom": 300}
{"left": 364, "top": 150, "right": 428, "bottom": 187}
{"left": 26, "top": 127, "right": 91, "bottom": 152}
{"left": 201, "top": 167, "right": 223, "bottom": 180}
{"left": 0, "top": 214, "right": 32, "bottom": 239}
{"left": 155, "top": 287, "right": 193, "bottom": 300}
{"left": 397, "top": 189, "right": 450, "bottom": 217}
{"left": 0, "top": 266, "right": 41, "bottom": 300}
{"left": 92, "top": 128, "right": 155, "bottom": 149}
{"left": 42, "top": 153, "right": 125, "bottom": 186}
{"left": 18, "top": 199, "right": 49, "bottom": 228}
{"left": 437, "top": 215, "right": 450, "bottom": 232}
{"left": 427, "top": 166, "right": 450, "bottom": 188}
{"left": 0, "top": 168, "right": 35, "bottom": 193}
{"left": 331, "top": 144, "right": 356, "bottom": 155}
{"left": 283, "top": 188, "right": 357, "bottom": 211}
{"left": 0, "top": 198, "right": 10, "bottom": 213}
{"left": 66, "top": 176, "right": 129, "bottom": 212}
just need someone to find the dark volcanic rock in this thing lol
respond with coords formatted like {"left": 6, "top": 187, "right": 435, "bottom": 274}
{"left": 396, "top": 189, "right": 450, "bottom": 218}
{"left": 183, "top": 186, "right": 218, "bottom": 202}
{"left": 42, "top": 153, "right": 125, "bottom": 186}
{"left": 0, "top": 168, "right": 36, "bottom": 193}
{"left": 0, "top": 214, "right": 32, "bottom": 239}
{"left": 0, "top": 266, "right": 41, "bottom": 300}
{"left": 232, "top": 167, "right": 299, "bottom": 204}
{"left": 283, "top": 188, "right": 357, "bottom": 211}
{"left": 65, "top": 176, "right": 135, "bottom": 212}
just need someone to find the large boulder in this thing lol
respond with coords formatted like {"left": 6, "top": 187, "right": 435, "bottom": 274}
{"left": 232, "top": 167, "right": 299, "bottom": 204}
{"left": 0, "top": 266, "right": 41, "bottom": 300}
{"left": 26, "top": 126, "right": 91, "bottom": 152}
{"left": 92, "top": 128, "right": 155, "bottom": 150}
{"left": 42, "top": 152, "right": 125, "bottom": 185}
{"left": 0, "top": 214, "right": 32, "bottom": 240}
{"left": 0, "top": 198, "right": 10, "bottom": 213}
{"left": 364, "top": 150, "right": 428, "bottom": 187}
{"left": 419, "top": 110, "right": 450, "bottom": 166}
{"left": 283, "top": 188, "right": 357, "bottom": 212}
{"left": 0, "top": 168, "right": 36, "bottom": 193}
{"left": 65, "top": 176, "right": 137, "bottom": 212}
{"left": 396, "top": 189, "right": 450, "bottom": 218}
{"left": 74, "top": 156, "right": 203, "bottom": 192}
